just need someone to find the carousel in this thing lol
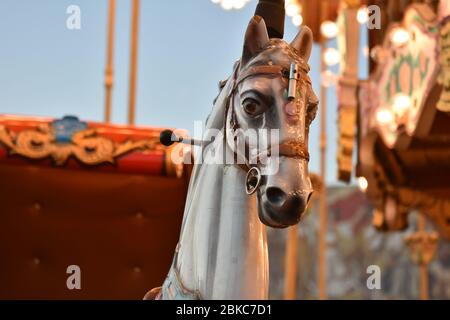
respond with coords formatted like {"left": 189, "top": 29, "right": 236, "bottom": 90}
{"left": 0, "top": 0, "right": 320, "bottom": 300}
{"left": 0, "top": 0, "right": 449, "bottom": 301}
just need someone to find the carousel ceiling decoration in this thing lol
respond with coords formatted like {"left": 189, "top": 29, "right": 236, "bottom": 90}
{"left": 355, "top": 3, "right": 450, "bottom": 240}
{"left": 437, "top": 18, "right": 450, "bottom": 112}
{"left": 360, "top": 4, "right": 440, "bottom": 149}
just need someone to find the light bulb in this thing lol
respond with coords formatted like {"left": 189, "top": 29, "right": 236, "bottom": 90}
{"left": 391, "top": 27, "right": 410, "bottom": 46}
{"left": 393, "top": 93, "right": 411, "bottom": 116}
{"left": 357, "top": 6, "right": 369, "bottom": 24}
{"left": 292, "top": 14, "right": 303, "bottom": 27}
{"left": 376, "top": 108, "right": 394, "bottom": 125}
{"left": 232, "top": 0, "right": 246, "bottom": 10}
{"left": 220, "top": 0, "right": 234, "bottom": 10}
{"left": 286, "top": 3, "right": 300, "bottom": 17}
{"left": 323, "top": 47, "right": 340, "bottom": 66}
{"left": 320, "top": 21, "right": 338, "bottom": 39}
{"left": 358, "top": 177, "right": 368, "bottom": 192}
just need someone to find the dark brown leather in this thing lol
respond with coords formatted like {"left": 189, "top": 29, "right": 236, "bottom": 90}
{"left": 0, "top": 163, "right": 188, "bottom": 299}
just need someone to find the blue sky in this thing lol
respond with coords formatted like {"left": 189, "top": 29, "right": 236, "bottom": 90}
{"left": 0, "top": 0, "right": 367, "bottom": 184}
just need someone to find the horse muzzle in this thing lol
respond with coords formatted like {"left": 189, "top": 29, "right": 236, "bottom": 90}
{"left": 255, "top": 156, "right": 313, "bottom": 228}
{"left": 259, "top": 187, "right": 312, "bottom": 227}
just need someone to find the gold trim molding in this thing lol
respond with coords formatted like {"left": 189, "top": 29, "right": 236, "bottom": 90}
{"left": 438, "top": 19, "right": 450, "bottom": 112}
{"left": 0, "top": 124, "right": 162, "bottom": 166}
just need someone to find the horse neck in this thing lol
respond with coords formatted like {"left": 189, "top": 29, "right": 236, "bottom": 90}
{"left": 175, "top": 140, "right": 269, "bottom": 299}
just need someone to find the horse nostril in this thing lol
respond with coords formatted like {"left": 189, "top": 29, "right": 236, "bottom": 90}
{"left": 266, "top": 187, "right": 287, "bottom": 206}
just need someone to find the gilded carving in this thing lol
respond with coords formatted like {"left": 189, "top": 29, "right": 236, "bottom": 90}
{"left": 0, "top": 123, "right": 162, "bottom": 166}
{"left": 404, "top": 231, "right": 439, "bottom": 265}
{"left": 437, "top": 19, "right": 450, "bottom": 112}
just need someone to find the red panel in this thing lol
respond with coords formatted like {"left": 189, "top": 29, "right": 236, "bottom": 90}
{"left": 0, "top": 115, "right": 168, "bottom": 176}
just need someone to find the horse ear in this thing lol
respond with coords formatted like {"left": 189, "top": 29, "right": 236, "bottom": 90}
{"left": 241, "top": 16, "right": 270, "bottom": 67}
{"left": 290, "top": 26, "right": 313, "bottom": 62}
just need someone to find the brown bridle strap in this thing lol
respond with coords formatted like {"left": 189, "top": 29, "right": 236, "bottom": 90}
{"left": 278, "top": 140, "right": 310, "bottom": 161}
{"left": 233, "top": 65, "right": 285, "bottom": 92}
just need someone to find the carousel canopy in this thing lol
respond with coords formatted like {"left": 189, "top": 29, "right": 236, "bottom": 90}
{"left": 336, "top": 1, "right": 450, "bottom": 239}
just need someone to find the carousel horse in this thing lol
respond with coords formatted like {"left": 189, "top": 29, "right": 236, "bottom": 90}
{"left": 148, "top": 15, "right": 318, "bottom": 300}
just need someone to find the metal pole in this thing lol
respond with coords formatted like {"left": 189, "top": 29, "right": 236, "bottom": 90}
{"left": 418, "top": 214, "right": 429, "bottom": 300}
{"left": 284, "top": 226, "right": 298, "bottom": 299}
{"left": 104, "top": 0, "right": 116, "bottom": 123}
{"left": 128, "top": 0, "right": 140, "bottom": 125}
{"left": 318, "top": 39, "right": 328, "bottom": 300}
{"left": 254, "top": 0, "right": 285, "bottom": 39}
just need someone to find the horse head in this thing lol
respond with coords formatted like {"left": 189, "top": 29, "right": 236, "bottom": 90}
{"left": 225, "top": 16, "right": 318, "bottom": 228}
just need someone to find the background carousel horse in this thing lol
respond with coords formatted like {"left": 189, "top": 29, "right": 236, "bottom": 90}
{"left": 147, "top": 15, "right": 318, "bottom": 300}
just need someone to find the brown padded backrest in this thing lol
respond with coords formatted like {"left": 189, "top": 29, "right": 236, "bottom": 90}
{"left": 0, "top": 161, "right": 187, "bottom": 299}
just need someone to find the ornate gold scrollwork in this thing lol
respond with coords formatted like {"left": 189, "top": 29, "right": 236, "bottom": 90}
{"left": 438, "top": 20, "right": 450, "bottom": 112}
{"left": 0, "top": 124, "right": 162, "bottom": 166}
{"left": 405, "top": 230, "right": 439, "bottom": 265}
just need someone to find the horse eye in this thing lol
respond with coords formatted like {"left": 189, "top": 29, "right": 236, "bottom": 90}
{"left": 242, "top": 98, "right": 262, "bottom": 116}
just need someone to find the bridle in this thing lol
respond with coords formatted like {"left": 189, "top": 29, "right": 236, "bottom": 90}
{"left": 223, "top": 59, "right": 310, "bottom": 194}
